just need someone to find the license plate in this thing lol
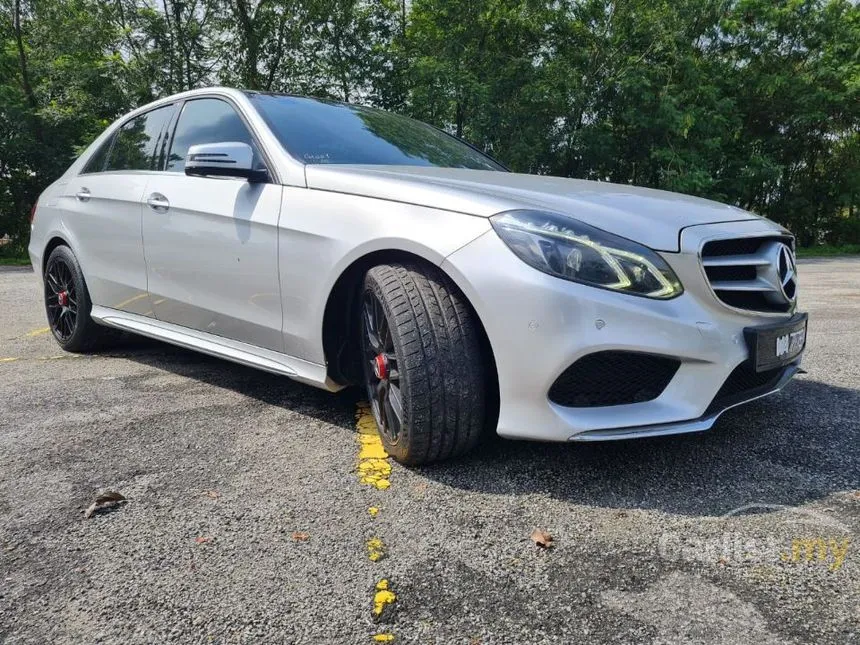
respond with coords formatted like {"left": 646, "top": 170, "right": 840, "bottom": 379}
{"left": 744, "top": 313, "right": 808, "bottom": 373}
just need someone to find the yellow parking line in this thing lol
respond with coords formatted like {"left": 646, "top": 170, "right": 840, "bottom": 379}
{"left": 1, "top": 354, "right": 82, "bottom": 364}
{"left": 367, "top": 537, "right": 385, "bottom": 562}
{"left": 355, "top": 403, "right": 397, "bottom": 639}
{"left": 25, "top": 327, "right": 50, "bottom": 337}
{"left": 373, "top": 579, "right": 396, "bottom": 618}
{"left": 113, "top": 293, "right": 149, "bottom": 309}
{"left": 356, "top": 404, "right": 392, "bottom": 489}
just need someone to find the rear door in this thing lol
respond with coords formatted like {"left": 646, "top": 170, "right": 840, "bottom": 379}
{"left": 62, "top": 104, "right": 176, "bottom": 315}
{"left": 141, "top": 97, "right": 284, "bottom": 352}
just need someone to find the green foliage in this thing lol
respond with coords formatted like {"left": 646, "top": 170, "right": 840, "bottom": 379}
{"left": 0, "top": 251, "right": 32, "bottom": 265}
{"left": 796, "top": 244, "right": 860, "bottom": 257}
{"left": 1, "top": 0, "right": 126, "bottom": 252}
{"left": 1, "top": 0, "right": 858, "bottom": 249}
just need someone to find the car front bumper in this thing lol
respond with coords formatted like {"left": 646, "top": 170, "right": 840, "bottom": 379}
{"left": 442, "top": 219, "right": 804, "bottom": 442}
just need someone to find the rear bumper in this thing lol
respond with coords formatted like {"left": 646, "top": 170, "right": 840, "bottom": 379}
{"left": 28, "top": 247, "right": 42, "bottom": 281}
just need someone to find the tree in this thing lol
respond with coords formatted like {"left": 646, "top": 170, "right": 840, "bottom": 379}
{"left": 1, "top": 0, "right": 127, "bottom": 253}
{"left": 1, "top": 0, "right": 857, "bottom": 253}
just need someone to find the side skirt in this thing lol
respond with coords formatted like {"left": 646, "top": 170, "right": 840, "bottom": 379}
{"left": 90, "top": 305, "right": 342, "bottom": 392}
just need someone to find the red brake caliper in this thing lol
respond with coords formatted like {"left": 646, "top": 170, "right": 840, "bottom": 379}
{"left": 57, "top": 291, "right": 68, "bottom": 307}
{"left": 373, "top": 354, "right": 389, "bottom": 381}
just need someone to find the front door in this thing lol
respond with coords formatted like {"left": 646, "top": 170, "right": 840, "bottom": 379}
{"left": 142, "top": 97, "right": 284, "bottom": 352}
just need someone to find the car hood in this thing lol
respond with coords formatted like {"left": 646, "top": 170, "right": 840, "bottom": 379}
{"left": 304, "top": 165, "right": 761, "bottom": 252}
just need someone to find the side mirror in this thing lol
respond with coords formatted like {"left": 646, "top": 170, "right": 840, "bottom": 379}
{"left": 184, "top": 142, "right": 268, "bottom": 182}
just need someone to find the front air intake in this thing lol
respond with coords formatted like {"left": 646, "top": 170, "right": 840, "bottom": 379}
{"left": 548, "top": 351, "right": 680, "bottom": 408}
{"left": 705, "top": 360, "right": 787, "bottom": 414}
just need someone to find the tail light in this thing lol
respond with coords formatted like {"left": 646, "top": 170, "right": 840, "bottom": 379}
{"left": 29, "top": 198, "right": 38, "bottom": 225}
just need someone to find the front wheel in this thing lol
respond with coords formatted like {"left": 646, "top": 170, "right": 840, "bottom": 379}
{"left": 360, "top": 262, "right": 487, "bottom": 465}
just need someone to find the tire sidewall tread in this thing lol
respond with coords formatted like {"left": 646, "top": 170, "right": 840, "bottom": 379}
{"left": 363, "top": 262, "right": 486, "bottom": 465}
{"left": 44, "top": 245, "right": 109, "bottom": 353}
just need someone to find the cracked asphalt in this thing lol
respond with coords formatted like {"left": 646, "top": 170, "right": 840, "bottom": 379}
{"left": 0, "top": 259, "right": 858, "bottom": 644}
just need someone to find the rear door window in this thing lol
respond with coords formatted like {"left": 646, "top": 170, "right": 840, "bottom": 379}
{"left": 166, "top": 98, "right": 261, "bottom": 173}
{"left": 105, "top": 104, "right": 176, "bottom": 172}
{"left": 81, "top": 135, "right": 115, "bottom": 174}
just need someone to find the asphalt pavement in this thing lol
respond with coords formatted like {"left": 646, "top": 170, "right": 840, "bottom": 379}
{"left": 0, "top": 259, "right": 858, "bottom": 644}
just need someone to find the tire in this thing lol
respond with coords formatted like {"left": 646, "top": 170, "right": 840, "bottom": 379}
{"left": 43, "top": 245, "right": 110, "bottom": 353}
{"left": 359, "top": 262, "right": 487, "bottom": 465}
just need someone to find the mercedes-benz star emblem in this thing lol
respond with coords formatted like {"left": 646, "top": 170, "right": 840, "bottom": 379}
{"left": 776, "top": 243, "right": 797, "bottom": 303}
{"left": 759, "top": 241, "right": 798, "bottom": 307}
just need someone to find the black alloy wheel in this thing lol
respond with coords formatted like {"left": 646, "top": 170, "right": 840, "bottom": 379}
{"left": 45, "top": 254, "right": 79, "bottom": 342}
{"left": 361, "top": 289, "right": 404, "bottom": 445}
{"left": 359, "top": 262, "right": 488, "bottom": 465}
{"left": 42, "top": 244, "right": 110, "bottom": 353}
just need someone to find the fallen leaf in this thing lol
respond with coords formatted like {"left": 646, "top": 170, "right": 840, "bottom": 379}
{"left": 83, "top": 491, "right": 126, "bottom": 519}
{"left": 530, "top": 528, "right": 554, "bottom": 549}
{"left": 291, "top": 531, "right": 310, "bottom": 541}
{"left": 205, "top": 490, "right": 220, "bottom": 499}
{"left": 195, "top": 536, "right": 210, "bottom": 545}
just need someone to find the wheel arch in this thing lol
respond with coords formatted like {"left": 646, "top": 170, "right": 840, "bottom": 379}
{"left": 321, "top": 249, "right": 499, "bottom": 429}
{"left": 42, "top": 235, "right": 72, "bottom": 275}
{"left": 40, "top": 221, "right": 90, "bottom": 283}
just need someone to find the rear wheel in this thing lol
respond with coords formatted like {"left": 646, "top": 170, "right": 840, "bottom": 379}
{"left": 43, "top": 245, "right": 109, "bottom": 352}
{"left": 360, "top": 262, "right": 487, "bottom": 465}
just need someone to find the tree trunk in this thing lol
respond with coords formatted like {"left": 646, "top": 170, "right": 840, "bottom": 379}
{"left": 265, "top": 10, "right": 290, "bottom": 91}
{"left": 167, "top": 0, "right": 193, "bottom": 90}
{"left": 232, "top": 0, "right": 260, "bottom": 89}
{"left": 13, "top": 0, "right": 37, "bottom": 111}
{"left": 455, "top": 100, "right": 464, "bottom": 138}
{"left": 12, "top": 0, "right": 43, "bottom": 144}
{"left": 161, "top": 0, "right": 176, "bottom": 91}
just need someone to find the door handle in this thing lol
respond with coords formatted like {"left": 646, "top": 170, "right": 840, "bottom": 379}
{"left": 75, "top": 188, "right": 91, "bottom": 202}
{"left": 146, "top": 193, "right": 170, "bottom": 212}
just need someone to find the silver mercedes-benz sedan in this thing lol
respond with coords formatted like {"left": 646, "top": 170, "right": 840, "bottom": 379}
{"left": 28, "top": 87, "right": 807, "bottom": 464}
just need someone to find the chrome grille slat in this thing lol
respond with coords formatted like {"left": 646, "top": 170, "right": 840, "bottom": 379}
{"left": 701, "top": 235, "right": 796, "bottom": 314}
{"left": 702, "top": 254, "right": 770, "bottom": 267}
{"left": 710, "top": 278, "right": 779, "bottom": 292}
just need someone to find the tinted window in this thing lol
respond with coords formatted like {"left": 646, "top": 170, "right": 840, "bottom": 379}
{"left": 166, "top": 98, "right": 261, "bottom": 172}
{"left": 106, "top": 104, "right": 175, "bottom": 172}
{"left": 248, "top": 93, "right": 505, "bottom": 171}
{"left": 81, "top": 135, "right": 115, "bottom": 174}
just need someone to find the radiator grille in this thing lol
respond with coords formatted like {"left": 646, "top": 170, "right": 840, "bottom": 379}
{"left": 701, "top": 236, "right": 796, "bottom": 313}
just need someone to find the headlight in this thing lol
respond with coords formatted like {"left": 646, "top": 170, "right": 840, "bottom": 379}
{"left": 490, "top": 209, "right": 683, "bottom": 299}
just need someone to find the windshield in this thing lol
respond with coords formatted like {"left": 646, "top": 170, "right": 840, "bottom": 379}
{"left": 247, "top": 93, "right": 505, "bottom": 171}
